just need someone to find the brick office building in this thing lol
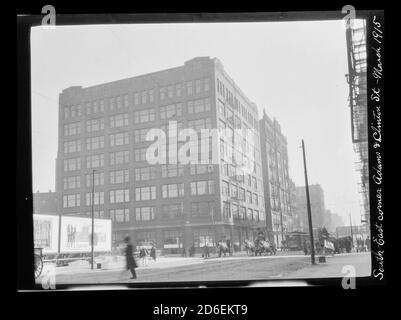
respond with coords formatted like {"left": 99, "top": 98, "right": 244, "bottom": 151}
{"left": 55, "top": 57, "right": 266, "bottom": 253}
{"left": 259, "top": 110, "right": 293, "bottom": 248}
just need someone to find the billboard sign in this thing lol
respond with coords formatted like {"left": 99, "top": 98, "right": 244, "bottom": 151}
{"left": 59, "top": 216, "right": 112, "bottom": 253}
{"left": 33, "top": 214, "right": 59, "bottom": 254}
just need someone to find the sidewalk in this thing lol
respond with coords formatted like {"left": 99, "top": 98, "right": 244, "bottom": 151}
{"left": 281, "top": 252, "right": 371, "bottom": 279}
{"left": 42, "top": 255, "right": 206, "bottom": 276}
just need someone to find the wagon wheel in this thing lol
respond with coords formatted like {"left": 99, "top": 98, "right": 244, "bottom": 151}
{"left": 34, "top": 254, "right": 43, "bottom": 279}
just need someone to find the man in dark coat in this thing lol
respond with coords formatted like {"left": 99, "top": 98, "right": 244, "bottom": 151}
{"left": 150, "top": 245, "right": 157, "bottom": 261}
{"left": 203, "top": 244, "right": 209, "bottom": 259}
{"left": 365, "top": 236, "right": 371, "bottom": 251}
{"left": 124, "top": 236, "right": 137, "bottom": 279}
{"left": 303, "top": 240, "right": 308, "bottom": 255}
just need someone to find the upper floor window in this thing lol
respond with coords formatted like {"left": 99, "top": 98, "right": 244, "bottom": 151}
{"left": 86, "top": 118, "right": 104, "bottom": 133}
{"left": 186, "top": 81, "right": 193, "bottom": 96}
{"left": 162, "top": 183, "right": 184, "bottom": 199}
{"left": 134, "top": 108, "right": 155, "bottom": 124}
{"left": 110, "top": 113, "right": 129, "bottom": 128}
{"left": 63, "top": 194, "right": 80, "bottom": 208}
{"left": 110, "top": 132, "right": 129, "bottom": 147}
{"left": 187, "top": 98, "right": 211, "bottom": 114}
{"left": 160, "top": 103, "right": 182, "bottom": 119}
{"left": 190, "top": 180, "right": 215, "bottom": 196}
{"left": 64, "top": 122, "right": 81, "bottom": 136}
{"left": 64, "top": 157, "right": 81, "bottom": 172}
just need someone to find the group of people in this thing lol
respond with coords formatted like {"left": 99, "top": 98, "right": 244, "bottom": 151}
{"left": 356, "top": 236, "right": 371, "bottom": 252}
{"left": 301, "top": 235, "right": 371, "bottom": 255}
{"left": 66, "top": 224, "right": 77, "bottom": 248}
{"left": 180, "top": 239, "right": 235, "bottom": 259}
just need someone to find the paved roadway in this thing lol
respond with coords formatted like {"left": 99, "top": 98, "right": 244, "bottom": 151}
{"left": 37, "top": 252, "right": 371, "bottom": 286}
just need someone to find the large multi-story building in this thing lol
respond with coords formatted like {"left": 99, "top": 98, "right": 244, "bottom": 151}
{"left": 55, "top": 57, "right": 266, "bottom": 253}
{"left": 259, "top": 110, "right": 292, "bottom": 247}
{"left": 296, "top": 184, "right": 327, "bottom": 231}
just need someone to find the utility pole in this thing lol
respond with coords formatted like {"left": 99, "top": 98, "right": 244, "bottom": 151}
{"left": 91, "top": 169, "right": 95, "bottom": 270}
{"left": 349, "top": 213, "right": 354, "bottom": 249}
{"left": 302, "top": 140, "right": 315, "bottom": 265}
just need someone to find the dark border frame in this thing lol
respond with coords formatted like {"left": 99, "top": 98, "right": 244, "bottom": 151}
{"left": 17, "top": 9, "right": 385, "bottom": 292}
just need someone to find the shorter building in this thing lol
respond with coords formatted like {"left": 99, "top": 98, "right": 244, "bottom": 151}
{"left": 296, "top": 184, "right": 326, "bottom": 231}
{"left": 323, "top": 210, "right": 345, "bottom": 233}
{"left": 336, "top": 225, "right": 369, "bottom": 243}
{"left": 330, "top": 213, "right": 345, "bottom": 230}
{"left": 33, "top": 190, "right": 59, "bottom": 215}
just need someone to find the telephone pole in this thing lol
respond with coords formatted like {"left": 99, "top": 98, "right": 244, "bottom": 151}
{"left": 302, "top": 140, "right": 315, "bottom": 265}
{"left": 349, "top": 213, "right": 354, "bottom": 249}
{"left": 91, "top": 169, "right": 95, "bottom": 270}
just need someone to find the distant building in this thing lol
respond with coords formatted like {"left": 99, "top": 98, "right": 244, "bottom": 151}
{"left": 330, "top": 213, "right": 344, "bottom": 230}
{"left": 323, "top": 210, "right": 333, "bottom": 232}
{"left": 324, "top": 210, "right": 345, "bottom": 233}
{"left": 33, "top": 190, "right": 59, "bottom": 215}
{"left": 260, "top": 110, "right": 292, "bottom": 247}
{"left": 336, "top": 225, "right": 369, "bottom": 242}
{"left": 296, "top": 184, "right": 326, "bottom": 231}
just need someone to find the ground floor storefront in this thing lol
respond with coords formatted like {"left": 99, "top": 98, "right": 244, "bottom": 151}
{"left": 113, "top": 223, "right": 269, "bottom": 254}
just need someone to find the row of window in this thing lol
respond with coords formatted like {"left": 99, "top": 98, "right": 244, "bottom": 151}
{"left": 227, "top": 202, "right": 266, "bottom": 222}
{"left": 62, "top": 180, "right": 216, "bottom": 208}
{"left": 64, "top": 120, "right": 214, "bottom": 155}
{"left": 64, "top": 145, "right": 206, "bottom": 171}
{"left": 64, "top": 202, "right": 264, "bottom": 224}
{"left": 216, "top": 78, "right": 258, "bottom": 130}
{"left": 221, "top": 180, "right": 262, "bottom": 205}
{"left": 63, "top": 190, "right": 132, "bottom": 207}
{"left": 63, "top": 164, "right": 215, "bottom": 190}
{"left": 63, "top": 78, "right": 211, "bottom": 120}
{"left": 63, "top": 98, "right": 213, "bottom": 139}
{"left": 64, "top": 153, "right": 260, "bottom": 177}
{"left": 221, "top": 162, "right": 260, "bottom": 189}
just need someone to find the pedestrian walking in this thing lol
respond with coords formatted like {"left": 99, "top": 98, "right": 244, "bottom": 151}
{"left": 150, "top": 245, "right": 157, "bottom": 261}
{"left": 181, "top": 247, "right": 187, "bottom": 257}
{"left": 203, "top": 244, "right": 209, "bottom": 259}
{"left": 189, "top": 245, "right": 195, "bottom": 257}
{"left": 303, "top": 240, "right": 308, "bottom": 255}
{"left": 365, "top": 236, "right": 371, "bottom": 251}
{"left": 226, "top": 239, "right": 232, "bottom": 256}
{"left": 124, "top": 236, "right": 137, "bottom": 279}
{"left": 139, "top": 248, "right": 148, "bottom": 266}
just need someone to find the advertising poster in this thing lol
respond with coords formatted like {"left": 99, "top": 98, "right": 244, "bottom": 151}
{"left": 60, "top": 216, "right": 111, "bottom": 253}
{"left": 33, "top": 214, "right": 59, "bottom": 254}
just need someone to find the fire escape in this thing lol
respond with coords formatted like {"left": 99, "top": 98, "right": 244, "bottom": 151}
{"left": 345, "top": 20, "right": 369, "bottom": 226}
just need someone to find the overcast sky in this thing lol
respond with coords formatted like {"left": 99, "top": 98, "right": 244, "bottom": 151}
{"left": 31, "top": 20, "right": 363, "bottom": 225}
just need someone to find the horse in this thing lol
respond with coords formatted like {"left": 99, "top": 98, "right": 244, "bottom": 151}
{"left": 243, "top": 239, "right": 256, "bottom": 256}
{"left": 217, "top": 240, "right": 230, "bottom": 257}
{"left": 255, "top": 240, "right": 276, "bottom": 256}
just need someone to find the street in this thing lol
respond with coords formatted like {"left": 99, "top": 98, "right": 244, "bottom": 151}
{"left": 37, "top": 252, "right": 371, "bottom": 285}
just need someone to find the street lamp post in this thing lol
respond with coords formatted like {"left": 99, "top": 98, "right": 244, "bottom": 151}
{"left": 301, "top": 140, "right": 316, "bottom": 265}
